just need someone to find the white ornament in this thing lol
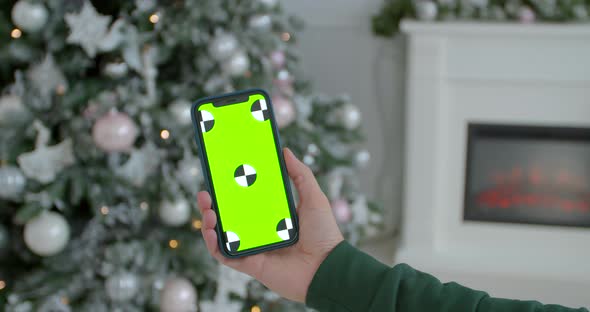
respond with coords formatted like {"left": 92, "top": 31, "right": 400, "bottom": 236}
{"left": 98, "top": 19, "right": 127, "bottom": 52}
{"left": 24, "top": 211, "right": 70, "bottom": 256}
{"left": 160, "top": 277, "right": 198, "bottom": 312}
{"left": 0, "top": 95, "right": 29, "bottom": 125}
{"left": 106, "top": 272, "right": 140, "bottom": 301}
{"left": 0, "top": 166, "right": 26, "bottom": 200}
{"left": 11, "top": 1, "right": 48, "bottom": 33}
{"left": 65, "top": 1, "right": 112, "bottom": 57}
{"left": 338, "top": 104, "right": 361, "bottom": 130}
{"left": 27, "top": 54, "right": 68, "bottom": 98}
{"left": 354, "top": 149, "right": 371, "bottom": 167}
{"left": 168, "top": 99, "right": 192, "bottom": 125}
{"left": 103, "top": 61, "right": 128, "bottom": 78}
{"left": 209, "top": 33, "right": 239, "bottom": 61}
{"left": 176, "top": 149, "right": 202, "bottom": 195}
{"left": 415, "top": 1, "right": 438, "bottom": 20}
{"left": 223, "top": 51, "right": 250, "bottom": 77}
{"left": 159, "top": 199, "right": 191, "bottom": 226}
{"left": 17, "top": 121, "right": 75, "bottom": 184}
{"left": 116, "top": 143, "right": 161, "bottom": 186}
{"left": 249, "top": 14, "right": 272, "bottom": 31}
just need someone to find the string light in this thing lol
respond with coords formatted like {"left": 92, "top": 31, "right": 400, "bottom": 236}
{"left": 55, "top": 84, "right": 66, "bottom": 95}
{"left": 251, "top": 305, "right": 261, "bottom": 312}
{"left": 0, "top": 280, "right": 5, "bottom": 290}
{"left": 169, "top": 239, "right": 179, "bottom": 249}
{"left": 61, "top": 297, "right": 69, "bottom": 305}
{"left": 192, "top": 219, "right": 202, "bottom": 230}
{"left": 100, "top": 206, "right": 109, "bottom": 215}
{"left": 140, "top": 201, "right": 149, "bottom": 211}
{"left": 160, "top": 129, "right": 170, "bottom": 139}
{"left": 149, "top": 13, "right": 160, "bottom": 24}
{"left": 281, "top": 32, "right": 291, "bottom": 42}
{"left": 11, "top": 28, "right": 22, "bottom": 39}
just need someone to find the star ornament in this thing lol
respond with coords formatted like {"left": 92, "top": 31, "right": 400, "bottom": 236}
{"left": 65, "top": 1, "right": 112, "bottom": 57}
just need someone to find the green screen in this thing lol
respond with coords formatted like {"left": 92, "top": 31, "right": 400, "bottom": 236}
{"left": 197, "top": 93, "right": 294, "bottom": 253}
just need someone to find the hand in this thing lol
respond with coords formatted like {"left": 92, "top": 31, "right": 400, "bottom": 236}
{"left": 197, "top": 147, "right": 344, "bottom": 303}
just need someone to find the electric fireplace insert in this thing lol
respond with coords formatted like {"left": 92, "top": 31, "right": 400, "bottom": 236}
{"left": 464, "top": 123, "right": 590, "bottom": 228}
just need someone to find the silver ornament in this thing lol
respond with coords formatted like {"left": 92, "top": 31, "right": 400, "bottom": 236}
{"left": 354, "top": 149, "right": 371, "bottom": 167}
{"left": 159, "top": 199, "right": 191, "bottom": 226}
{"left": 116, "top": 143, "right": 161, "bottom": 187}
{"left": 0, "top": 166, "right": 26, "bottom": 200}
{"left": 415, "top": 1, "right": 438, "bottom": 20}
{"left": 168, "top": 99, "right": 192, "bottom": 125}
{"left": 0, "top": 95, "right": 29, "bottom": 125}
{"left": 208, "top": 33, "right": 239, "bottom": 61}
{"left": 160, "top": 277, "right": 198, "bottom": 312}
{"left": 106, "top": 272, "right": 140, "bottom": 301}
{"left": 223, "top": 51, "right": 250, "bottom": 77}
{"left": 103, "top": 61, "right": 129, "bottom": 78}
{"left": 11, "top": 1, "right": 48, "bottom": 33}
{"left": 248, "top": 14, "right": 272, "bottom": 31}
{"left": 338, "top": 104, "right": 362, "bottom": 130}
{"left": 24, "top": 211, "right": 70, "bottom": 256}
{"left": 65, "top": 1, "right": 112, "bottom": 57}
{"left": 27, "top": 54, "right": 68, "bottom": 98}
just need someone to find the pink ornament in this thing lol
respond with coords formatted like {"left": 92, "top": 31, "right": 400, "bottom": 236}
{"left": 272, "top": 94, "right": 296, "bottom": 128}
{"left": 92, "top": 111, "right": 138, "bottom": 152}
{"left": 331, "top": 199, "right": 351, "bottom": 223}
{"left": 269, "top": 50, "right": 286, "bottom": 68}
{"left": 518, "top": 6, "right": 535, "bottom": 23}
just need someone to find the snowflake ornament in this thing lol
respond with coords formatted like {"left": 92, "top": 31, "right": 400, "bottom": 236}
{"left": 65, "top": 1, "right": 112, "bottom": 57}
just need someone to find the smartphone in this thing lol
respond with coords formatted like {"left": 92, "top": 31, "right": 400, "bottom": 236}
{"left": 191, "top": 89, "right": 298, "bottom": 258}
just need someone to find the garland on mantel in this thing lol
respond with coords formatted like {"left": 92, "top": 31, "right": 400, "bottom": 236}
{"left": 372, "top": 0, "right": 590, "bottom": 36}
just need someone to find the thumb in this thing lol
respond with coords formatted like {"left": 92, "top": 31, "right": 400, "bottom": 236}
{"left": 283, "top": 148, "right": 327, "bottom": 207}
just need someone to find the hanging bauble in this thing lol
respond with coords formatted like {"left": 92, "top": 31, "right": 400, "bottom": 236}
{"left": 415, "top": 1, "right": 438, "bottom": 21}
{"left": 102, "top": 61, "right": 129, "bottom": 79}
{"left": 258, "top": 0, "right": 278, "bottom": 9}
{"left": 0, "top": 166, "right": 26, "bottom": 200}
{"left": 248, "top": 14, "right": 272, "bottom": 31}
{"left": 208, "top": 33, "right": 239, "bottom": 61}
{"left": 168, "top": 99, "right": 192, "bottom": 126}
{"left": 223, "top": 50, "right": 250, "bottom": 77}
{"left": 24, "top": 211, "right": 70, "bottom": 256}
{"left": 332, "top": 199, "right": 352, "bottom": 223}
{"left": 272, "top": 94, "right": 296, "bottom": 128}
{"left": 354, "top": 149, "right": 371, "bottom": 168}
{"left": 105, "top": 272, "right": 140, "bottom": 301}
{"left": 307, "top": 143, "right": 320, "bottom": 156}
{"left": 518, "top": 6, "right": 535, "bottom": 23}
{"left": 159, "top": 199, "right": 191, "bottom": 226}
{"left": 0, "top": 224, "right": 9, "bottom": 256}
{"left": 92, "top": 111, "right": 138, "bottom": 152}
{"left": 303, "top": 154, "right": 315, "bottom": 166}
{"left": 11, "top": 1, "right": 48, "bottom": 33}
{"left": 337, "top": 104, "right": 362, "bottom": 130}
{"left": 160, "top": 277, "right": 198, "bottom": 312}
{"left": 269, "top": 50, "right": 286, "bottom": 69}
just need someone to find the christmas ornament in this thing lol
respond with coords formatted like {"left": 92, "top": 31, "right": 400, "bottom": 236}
{"left": 0, "top": 224, "right": 9, "bottom": 256}
{"left": 0, "top": 166, "right": 26, "bottom": 200}
{"left": 24, "top": 211, "right": 70, "bottom": 256}
{"left": 326, "top": 170, "right": 344, "bottom": 200}
{"left": 415, "top": 1, "right": 438, "bottom": 20}
{"left": 103, "top": 61, "right": 128, "bottom": 78}
{"left": 223, "top": 51, "right": 250, "bottom": 77}
{"left": 159, "top": 199, "right": 191, "bottom": 226}
{"left": 27, "top": 54, "right": 68, "bottom": 98}
{"left": 17, "top": 121, "right": 75, "bottom": 184}
{"left": 92, "top": 111, "right": 138, "bottom": 152}
{"left": 209, "top": 33, "right": 239, "bottom": 61}
{"left": 258, "top": 0, "right": 278, "bottom": 9}
{"left": 337, "top": 103, "right": 362, "bottom": 130}
{"left": 307, "top": 143, "right": 320, "bottom": 156}
{"left": 105, "top": 272, "right": 140, "bottom": 301}
{"left": 303, "top": 154, "right": 315, "bottom": 166}
{"left": 116, "top": 143, "right": 161, "bottom": 186}
{"left": 176, "top": 149, "right": 202, "bottom": 195}
{"left": 272, "top": 94, "right": 296, "bottom": 128}
{"left": 249, "top": 14, "right": 272, "bottom": 31}
{"left": 354, "top": 149, "right": 371, "bottom": 167}
{"left": 160, "top": 277, "right": 198, "bottom": 312}
{"left": 168, "top": 99, "right": 192, "bottom": 125}
{"left": 573, "top": 4, "right": 588, "bottom": 19}
{"left": 274, "top": 69, "right": 294, "bottom": 95}
{"left": 351, "top": 195, "right": 368, "bottom": 225}
{"left": 518, "top": 6, "right": 535, "bottom": 23}
{"left": 11, "top": 1, "right": 48, "bottom": 33}
{"left": 332, "top": 199, "right": 352, "bottom": 223}
{"left": 269, "top": 50, "right": 286, "bottom": 69}
{"left": 0, "top": 95, "right": 29, "bottom": 125}
{"left": 65, "top": 1, "right": 112, "bottom": 57}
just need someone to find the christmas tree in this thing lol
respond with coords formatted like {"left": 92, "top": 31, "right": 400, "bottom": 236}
{"left": 0, "top": 0, "right": 381, "bottom": 311}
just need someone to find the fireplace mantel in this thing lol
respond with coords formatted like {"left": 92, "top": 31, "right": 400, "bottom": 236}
{"left": 398, "top": 21, "right": 590, "bottom": 307}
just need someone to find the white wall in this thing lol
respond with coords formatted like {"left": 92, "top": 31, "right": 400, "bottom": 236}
{"left": 282, "top": 0, "right": 405, "bottom": 262}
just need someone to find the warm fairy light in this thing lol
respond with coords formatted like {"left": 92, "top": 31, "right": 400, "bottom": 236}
{"left": 169, "top": 239, "right": 179, "bottom": 249}
{"left": 192, "top": 219, "right": 202, "bottom": 230}
{"left": 160, "top": 129, "right": 170, "bottom": 139}
{"left": 11, "top": 28, "right": 22, "bottom": 39}
{"left": 149, "top": 13, "right": 160, "bottom": 24}
{"left": 61, "top": 297, "right": 69, "bottom": 305}
{"left": 140, "top": 201, "right": 149, "bottom": 210}
{"left": 251, "top": 305, "right": 261, "bottom": 312}
{"left": 56, "top": 84, "right": 66, "bottom": 95}
{"left": 100, "top": 206, "right": 109, "bottom": 215}
{"left": 281, "top": 32, "right": 291, "bottom": 41}
{"left": 244, "top": 70, "right": 252, "bottom": 78}
{"left": 0, "top": 280, "right": 5, "bottom": 290}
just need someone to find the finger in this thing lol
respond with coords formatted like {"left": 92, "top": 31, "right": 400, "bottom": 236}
{"left": 197, "top": 191, "right": 211, "bottom": 214}
{"left": 201, "top": 208, "right": 217, "bottom": 230}
{"left": 283, "top": 148, "right": 327, "bottom": 207}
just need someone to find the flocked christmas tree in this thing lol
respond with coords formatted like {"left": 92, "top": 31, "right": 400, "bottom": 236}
{"left": 0, "top": 0, "right": 381, "bottom": 311}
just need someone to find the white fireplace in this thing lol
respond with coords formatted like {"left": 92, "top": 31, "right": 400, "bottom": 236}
{"left": 398, "top": 21, "right": 590, "bottom": 307}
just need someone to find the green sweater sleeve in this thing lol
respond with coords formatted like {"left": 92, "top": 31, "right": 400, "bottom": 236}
{"left": 306, "top": 241, "right": 588, "bottom": 312}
